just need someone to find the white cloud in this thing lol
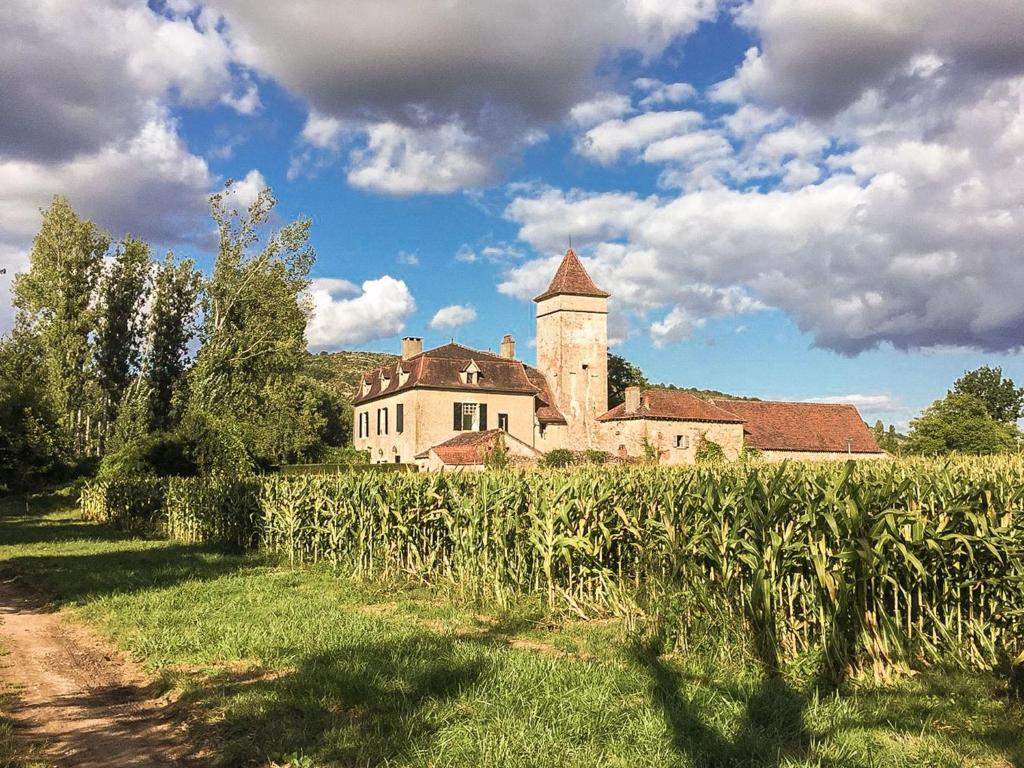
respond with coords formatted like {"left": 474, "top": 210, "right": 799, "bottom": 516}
{"left": 224, "top": 169, "right": 267, "bottom": 210}
{"left": 576, "top": 110, "right": 704, "bottom": 165}
{"left": 306, "top": 276, "right": 416, "bottom": 349}
{"left": 569, "top": 93, "right": 634, "bottom": 128}
{"left": 0, "top": 245, "right": 28, "bottom": 332}
{"left": 301, "top": 111, "right": 347, "bottom": 150}
{"left": 213, "top": 0, "right": 720, "bottom": 193}
{"left": 429, "top": 304, "right": 477, "bottom": 330}
{"left": 346, "top": 121, "right": 492, "bottom": 195}
{"left": 0, "top": 117, "right": 214, "bottom": 247}
{"left": 635, "top": 78, "right": 697, "bottom": 108}
{"left": 0, "top": 0, "right": 237, "bottom": 162}
{"left": 397, "top": 251, "right": 419, "bottom": 266}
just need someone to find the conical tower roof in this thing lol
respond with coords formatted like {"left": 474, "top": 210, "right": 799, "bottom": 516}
{"left": 533, "top": 248, "right": 610, "bottom": 302}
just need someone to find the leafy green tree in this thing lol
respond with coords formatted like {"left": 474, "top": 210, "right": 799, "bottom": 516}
{"left": 94, "top": 237, "right": 151, "bottom": 439}
{"left": 146, "top": 253, "right": 201, "bottom": 430}
{"left": 608, "top": 353, "right": 649, "bottom": 406}
{"left": 0, "top": 330, "right": 70, "bottom": 486}
{"left": 251, "top": 375, "right": 340, "bottom": 465}
{"left": 187, "top": 183, "right": 317, "bottom": 464}
{"left": 12, "top": 196, "right": 109, "bottom": 453}
{"left": 905, "top": 393, "right": 1016, "bottom": 455}
{"left": 951, "top": 365, "right": 1024, "bottom": 424}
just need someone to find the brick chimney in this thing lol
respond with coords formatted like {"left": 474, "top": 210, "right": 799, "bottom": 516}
{"left": 624, "top": 386, "right": 641, "bottom": 413}
{"left": 500, "top": 334, "right": 516, "bottom": 359}
{"left": 401, "top": 336, "right": 423, "bottom": 360}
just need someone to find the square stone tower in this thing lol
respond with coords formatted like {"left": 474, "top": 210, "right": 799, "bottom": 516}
{"left": 534, "top": 248, "right": 609, "bottom": 448}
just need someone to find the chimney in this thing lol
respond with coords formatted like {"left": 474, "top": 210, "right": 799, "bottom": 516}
{"left": 625, "top": 386, "right": 641, "bottom": 413}
{"left": 500, "top": 334, "right": 516, "bottom": 359}
{"left": 401, "top": 336, "right": 423, "bottom": 360}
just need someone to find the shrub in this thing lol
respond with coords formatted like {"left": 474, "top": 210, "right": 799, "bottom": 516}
{"left": 695, "top": 434, "right": 726, "bottom": 463}
{"left": 98, "top": 431, "right": 197, "bottom": 480}
{"left": 484, "top": 434, "right": 510, "bottom": 469}
{"left": 539, "top": 448, "right": 573, "bottom": 468}
{"left": 584, "top": 449, "right": 610, "bottom": 464}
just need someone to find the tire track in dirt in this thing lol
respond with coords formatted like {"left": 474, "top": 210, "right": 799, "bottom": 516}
{"left": 0, "top": 574, "right": 205, "bottom": 767}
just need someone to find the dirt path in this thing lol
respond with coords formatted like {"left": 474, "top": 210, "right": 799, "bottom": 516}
{"left": 0, "top": 574, "right": 204, "bottom": 767}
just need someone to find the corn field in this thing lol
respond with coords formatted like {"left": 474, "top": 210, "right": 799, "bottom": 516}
{"left": 81, "top": 457, "right": 1024, "bottom": 677}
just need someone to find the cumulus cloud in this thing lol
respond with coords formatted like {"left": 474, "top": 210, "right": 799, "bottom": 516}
{"left": 0, "top": 0, "right": 238, "bottom": 162}
{"left": 429, "top": 304, "right": 477, "bottom": 330}
{"left": 722, "top": 0, "right": 1024, "bottom": 118}
{"left": 569, "top": 93, "right": 634, "bottom": 128}
{"left": 0, "top": 117, "right": 216, "bottom": 247}
{"left": 214, "top": 0, "right": 719, "bottom": 192}
{"left": 576, "top": 110, "right": 704, "bottom": 165}
{"left": 223, "top": 169, "right": 268, "bottom": 210}
{"left": 306, "top": 276, "right": 416, "bottom": 349}
{"left": 346, "top": 121, "right": 493, "bottom": 195}
{"left": 397, "top": 251, "right": 419, "bottom": 266}
{"left": 635, "top": 78, "right": 697, "bottom": 108}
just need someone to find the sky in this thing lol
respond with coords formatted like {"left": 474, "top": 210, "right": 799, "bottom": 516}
{"left": 2, "top": 0, "right": 1024, "bottom": 430}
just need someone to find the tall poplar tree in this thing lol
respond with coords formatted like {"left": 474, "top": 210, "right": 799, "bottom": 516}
{"left": 146, "top": 253, "right": 201, "bottom": 431}
{"left": 12, "top": 196, "right": 108, "bottom": 453}
{"left": 94, "top": 236, "right": 151, "bottom": 440}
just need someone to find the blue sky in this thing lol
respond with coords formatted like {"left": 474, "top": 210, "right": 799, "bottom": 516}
{"left": 2, "top": 1, "right": 1024, "bottom": 429}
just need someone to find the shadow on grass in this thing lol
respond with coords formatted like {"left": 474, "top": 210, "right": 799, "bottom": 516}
{"left": 183, "top": 636, "right": 486, "bottom": 767}
{"left": 0, "top": 489, "right": 253, "bottom": 607}
{"left": 630, "top": 644, "right": 811, "bottom": 767}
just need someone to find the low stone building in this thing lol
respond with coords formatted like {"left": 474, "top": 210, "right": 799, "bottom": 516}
{"left": 352, "top": 248, "right": 885, "bottom": 468}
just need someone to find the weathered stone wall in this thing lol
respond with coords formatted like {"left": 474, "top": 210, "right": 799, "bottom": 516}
{"left": 535, "top": 293, "right": 608, "bottom": 450}
{"left": 596, "top": 419, "right": 745, "bottom": 464}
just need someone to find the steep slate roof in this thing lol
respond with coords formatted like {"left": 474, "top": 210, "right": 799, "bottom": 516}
{"left": 534, "top": 248, "right": 610, "bottom": 302}
{"left": 415, "top": 430, "right": 539, "bottom": 465}
{"left": 352, "top": 343, "right": 567, "bottom": 424}
{"left": 597, "top": 388, "right": 744, "bottom": 424}
{"left": 712, "top": 399, "right": 883, "bottom": 454}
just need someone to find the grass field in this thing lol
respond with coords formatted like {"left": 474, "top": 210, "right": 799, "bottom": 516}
{"left": 1, "top": 488, "right": 1022, "bottom": 767}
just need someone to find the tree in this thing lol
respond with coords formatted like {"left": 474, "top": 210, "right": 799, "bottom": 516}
{"left": 146, "top": 253, "right": 201, "bottom": 430}
{"left": 186, "top": 183, "right": 318, "bottom": 464}
{"left": 0, "top": 330, "right": 70, "bottom": 487}
{"left": 12, "top": 197, "right": 109, "bottom": 453}
{"left": 608, "top": 353, "right": 649, "bottom": 406}
{"left": 904, "top": 393, "right": 1016, "bottom": 455}
{"left": 951, "top": 365, "right": 1024, "bottom": 424}
{"left": 94, "top": 237, "right": 151, "bottom": 440}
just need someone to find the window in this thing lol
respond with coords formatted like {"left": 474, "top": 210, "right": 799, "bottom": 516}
{"left": 396, "top": 403, "right": 404, "bottom": 434}
{"left": 394, "top": 455, "right": 401, "bottom": 464}
{"left": 377, "top": 407, "right": 389, "bottom": 436}
{"left": 675, "top": 434, "right": 689, "bottom": 449}
{"left": 498, "top": 413, "right": 509, "bottom": 431}
{"left": 452, "top": 402, "right": 487, "bottom": 431}
{"left": 461, "top": 402, "right": 478, "bottom": 431}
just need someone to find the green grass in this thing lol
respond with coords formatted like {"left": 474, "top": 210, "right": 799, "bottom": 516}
{"left": 1, "top": 489, "right": 1021, "bottom": 768}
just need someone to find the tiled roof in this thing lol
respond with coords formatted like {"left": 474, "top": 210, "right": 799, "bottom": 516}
{"left": 415, "top": 430, "right": 523, "bottom": 465}
{"left": 597, "top": 388, "right": 744, "bottom": 424}
{"left": 524, "top": 366, "right": 568, "bottom": 424}
{"left": 712, "top": 399, "right": 883, "bottom": 454}
{"left": 534, "top": 248, "right": 610, "bottom": 302}
{"left": 353, "top": 343, "right": 552, "bottom": 405}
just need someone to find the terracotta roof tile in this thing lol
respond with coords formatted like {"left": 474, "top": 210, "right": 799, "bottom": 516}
{"left": 534, "top": 248, "right": 609, "bottom": 302}
{"left": 417, "top": 430, "right": 525, "bottom": 465}
{"left": 353, "top": 343, "right": 544, "bottom": 404}
{"left": 598, "top": 388, "right": 744, "bottom": 423}
{"left": 712, "top": 399, "right": 882, "bottom": 454}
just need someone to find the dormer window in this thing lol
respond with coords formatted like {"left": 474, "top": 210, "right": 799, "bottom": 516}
{"left": 461, "top": 360, "right": 482, "bottom": 385}
{"left": 398, "top": 366, "right": 410, "bottom": 386}
{"left": 361, "top": 378, "right": 371, "bottom": 397}
{"left": 379, "top": 370, "right": 390, "bottom": 389}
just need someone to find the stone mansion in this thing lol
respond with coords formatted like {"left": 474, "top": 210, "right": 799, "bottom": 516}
{"left": 353, "top": 249, "right": 884, "bottom": 469}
